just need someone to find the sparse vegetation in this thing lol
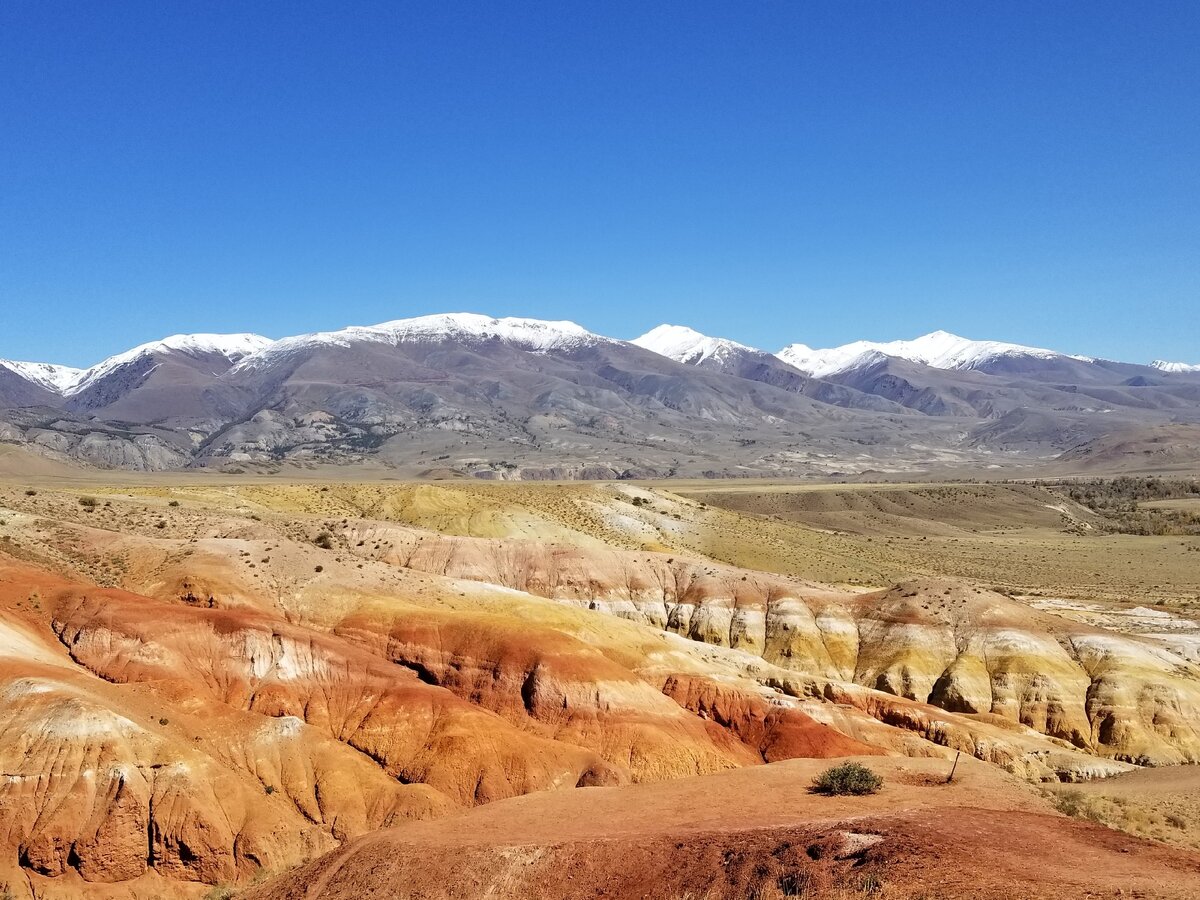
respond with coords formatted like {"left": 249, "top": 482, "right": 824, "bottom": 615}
{"left": 811, "top": 763, "right": 883, "bottom": 796}
{"left": 1049, "top": 786, "right": 1198, "bottom": 848}
{"left": 78, "top": 496, "right": 97, "bottom": 509}
{"left": 1045, "top": 477, "right": 1200, "bottom": 536}
{"left": 313, "top": 531, "right": 335, "bottom": 549}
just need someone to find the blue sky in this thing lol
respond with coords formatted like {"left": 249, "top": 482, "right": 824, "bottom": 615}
{"left": 2, "top": 1, "right": 1197, "bottom": 367}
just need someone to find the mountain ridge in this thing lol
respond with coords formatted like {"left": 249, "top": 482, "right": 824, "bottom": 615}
{"left": 1, "top": 313, "right": 1198, "bottom": 476}
{"left": 2, "top": 316, "right": 1182, "bottom": 386}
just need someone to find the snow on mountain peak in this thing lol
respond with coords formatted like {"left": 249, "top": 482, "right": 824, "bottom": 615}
{"left": 371, "top": 313, "right": 601, "bottom": 350}
{"left": 231, "top": 313, "right": 608, "bottom": 373}
{"left": 0, "top": 360, "right": 85, "bottom": 393}
{"left": 777, "top": 331, "right": 1069, "bottom": 377}
{"left": 1152, "top": 360, "right": 1200, "bottom": 374}
{"left": 63, "top": 333, "right": 275, "bottom": 396}
{"left": 631, "top": 324, "right": 756, "bottom": 365}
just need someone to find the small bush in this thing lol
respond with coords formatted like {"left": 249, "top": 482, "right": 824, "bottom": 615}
{"left": 313, "top": 531, "right": 334, "bottom": 549}
{"left": 168, "top": 500, "right": 180, "bottom": 507}
{"left": 24, "top": 489, "right": 36, "bottom": 496}
{"left": 811, "top": 762, "right": 883, "bottom": 796}
{"left": 78, "top": 496, "right": 97, "bottom": 508}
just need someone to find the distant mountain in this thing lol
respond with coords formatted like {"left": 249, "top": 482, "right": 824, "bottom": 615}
{"left": 631, "top": 324, "right": 760, "bottom": 367}
{"left": 1154, "top": 360, "right": 1200, "bottom": 374}
{"left": 195, "top": 314, "right": 930, "bottom": 476}
{"left": 0, "top": 359, "right": 83, "bottom": 393}
{"left": 776, "top": 330, "right": 1086, "bottom": 378}
{"left": 1, "top": 314, "right": 1197, "bottom": 476}
{"left": 632, "top": 324, "right": 906, "bottom": 413}
{"left": 57, "top": 333, "right": 274, "bottom": 428}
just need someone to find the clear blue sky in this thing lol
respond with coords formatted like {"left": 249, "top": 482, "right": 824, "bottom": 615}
{"left": 2, "top": 1, "right": 1197, "bottom": 367}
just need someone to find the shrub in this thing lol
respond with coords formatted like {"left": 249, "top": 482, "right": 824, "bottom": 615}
{"left": 78, "top": 496, "right": 97, "bottom": 508}
{"left": 168, "top": 500, "right": 180, "bottom": 507}
{"left": 313, "top": 531, "right": 334, "bottom": 549}
{"left": 811, "top": 762, "right": 883, "bottom": 796}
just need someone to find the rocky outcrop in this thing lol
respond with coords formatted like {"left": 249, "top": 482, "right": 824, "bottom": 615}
{"left": 660, "top": 674, "right": 883, "bottom": 761}
{"left": 49, "top": 591, "right": 622, "bottom": 806}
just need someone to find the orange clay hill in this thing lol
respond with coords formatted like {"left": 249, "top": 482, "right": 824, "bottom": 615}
{"left": 0, "top": 479, "right": 1197, "bottom": 899}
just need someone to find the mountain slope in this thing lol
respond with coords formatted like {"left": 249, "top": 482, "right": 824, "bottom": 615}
{"left": 0, "top": 368, "right": 58, "bottom": 409}
{"left": 61, "top": 333, "right": 274, "bottom": 424}
{"left": 0, "top": 360, "right": 83, "bottom": 393}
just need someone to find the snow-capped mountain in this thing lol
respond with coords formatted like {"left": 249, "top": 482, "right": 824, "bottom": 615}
{"left": 0, "top": 360, "right": 84, "bottom": 393}
{"left": 631, "top": 324, "right": 757, "bottom": 366}
{"left": 776, "top": 344, "right": 889, "bottom": 379}
{"left": 231, "top": 314, "right": 608, "bottom": 374}
{"left": 66, "top": 333, "right": 274, "bottom": 397}
{"left": 777, "top": 330, "right": 1076, "bottom": 378}
{"left": 2, "top": 312, "right": 1198, "bottom": 475}
{"left": 1152, "top": 360, "right": 1200, "bottom": 374}
{"left": 1, "top": 334, "right": 273, "bottom": 399}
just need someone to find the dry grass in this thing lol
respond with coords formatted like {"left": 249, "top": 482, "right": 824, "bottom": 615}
{"left": 678, "top": 879, "right": 947, "bottom": 900}
{"left": 678, "top": 481, "right": 1200, "bottom": 608}
{"left": 5, "top": 477, "right": 1200, "bottom": 611}
{"left": 1048, "top": 785, "right": 1200, "bottom": 850}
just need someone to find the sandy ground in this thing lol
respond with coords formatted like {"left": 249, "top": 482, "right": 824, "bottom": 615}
{"left": 247, "top": 756, "right": 1200, "bottom": 900}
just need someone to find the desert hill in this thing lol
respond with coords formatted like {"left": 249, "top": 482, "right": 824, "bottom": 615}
{"left": 0, "top": 478, "right": 1198, "bottom": 896}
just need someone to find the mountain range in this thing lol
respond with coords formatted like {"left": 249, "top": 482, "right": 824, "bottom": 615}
{"left": 1, "top": 313, "right": 1198, "bottom": 477}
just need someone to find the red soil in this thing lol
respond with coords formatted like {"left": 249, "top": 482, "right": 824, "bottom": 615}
{"left": 248, "top": 756, "right": 1200, "bottom": 899}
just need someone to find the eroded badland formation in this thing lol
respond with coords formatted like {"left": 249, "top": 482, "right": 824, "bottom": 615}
{"left": 0, "top": 476, "right": 1199, "bottom": 898}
